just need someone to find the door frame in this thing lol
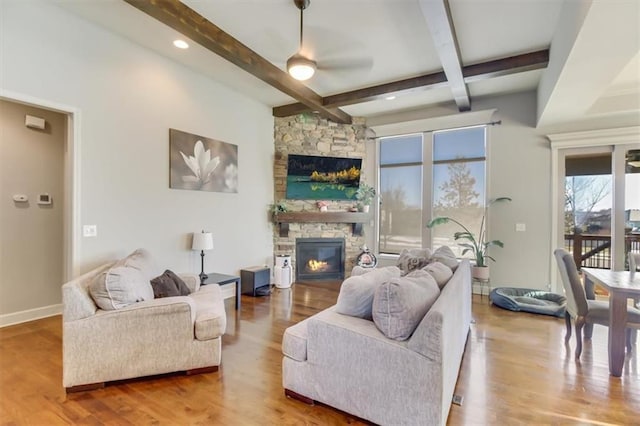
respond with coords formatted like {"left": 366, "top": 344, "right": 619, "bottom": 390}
{"left": 548, "top": 126, "right": 640, "bottom": 292}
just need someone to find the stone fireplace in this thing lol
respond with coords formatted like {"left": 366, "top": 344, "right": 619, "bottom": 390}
{"left": 273, "top": 115, "right": 374, "bottom": 279}
{"left": 295, "top": 238, "right": 345, "bottom": 281}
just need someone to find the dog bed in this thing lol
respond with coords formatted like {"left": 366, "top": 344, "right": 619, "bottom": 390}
{"left": 489, "top": 287, "right": 566, "bottom": 317}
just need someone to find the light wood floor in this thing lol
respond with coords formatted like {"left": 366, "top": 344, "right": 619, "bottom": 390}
{"left": 1, "top": 282, "right": 639, "bottom": 425}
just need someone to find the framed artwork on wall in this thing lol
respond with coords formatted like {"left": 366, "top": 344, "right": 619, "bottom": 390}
{"left": 169, "top": 128, "right": 238, "bottom": 193}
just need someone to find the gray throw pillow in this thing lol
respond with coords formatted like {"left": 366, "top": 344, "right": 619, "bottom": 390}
{"left": 165, "top": 270, "right": 191, "bottom": 295}
{"left": 422, "top": 261, "right": 453, "bottom": 289}
{"left": 150, "top": 269, "right": 191, "bottom": 298}
{"left": 335, "top": 266, "right": 402, "bottom": 319}
{"left": 431, "top": 245, "right": 459, "bottom": 271}
{"left": 396, "top": 248, "right": 432, "bottom": 275}
{"left": 90, "top": 266, "right": 155, "bottom": 310}
{"left": 372, "top": 271, "right": 440, "bottom": 341}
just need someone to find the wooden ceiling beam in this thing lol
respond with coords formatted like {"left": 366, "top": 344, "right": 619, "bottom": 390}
{"left": 122, "top": 0, "right": 352, "bottom": 124}
{"left": 273, "top": 50, "right": 549, "bottom": 118}
{"left": 419, "top": 0, "right": 470, "bottom": 111}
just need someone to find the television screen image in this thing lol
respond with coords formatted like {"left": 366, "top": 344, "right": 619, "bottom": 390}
{"left": 285, "top": 154, "right": 362, "bottom": 200}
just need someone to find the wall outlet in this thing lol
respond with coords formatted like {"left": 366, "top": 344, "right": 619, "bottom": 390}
{"left": 515, "top": 223, "right": 526, "bottom": 232}
{"left": 83, "top": 225, "right": 97, "bottom": 237}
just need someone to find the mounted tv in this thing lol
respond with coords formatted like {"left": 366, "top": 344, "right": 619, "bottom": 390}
{"left": 285, "top": 154, "right": 362, "bottom": 200}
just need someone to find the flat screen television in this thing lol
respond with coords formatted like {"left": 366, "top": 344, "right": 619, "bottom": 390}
{"left": 285, "top": 154, "right": 362, "bottom": 200}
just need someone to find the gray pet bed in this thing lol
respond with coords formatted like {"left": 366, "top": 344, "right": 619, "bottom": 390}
{"left": 489, "top": 287, "right": 566, "bottom": 317}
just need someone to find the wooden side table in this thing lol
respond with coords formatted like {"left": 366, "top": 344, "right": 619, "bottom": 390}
{"left": 202, "top": 273, "right": 241, "bottom": 310}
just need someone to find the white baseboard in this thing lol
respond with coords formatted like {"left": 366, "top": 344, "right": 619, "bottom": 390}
{"left": 0, "top": 304, "right": 62, "bottom": 328}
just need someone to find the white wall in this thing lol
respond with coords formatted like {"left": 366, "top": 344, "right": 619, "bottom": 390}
{"left": 369, "top": 91, "right": 552, "bottom": 290}
{"left": 0, "top": 0, "right": 274, "bottom": 317}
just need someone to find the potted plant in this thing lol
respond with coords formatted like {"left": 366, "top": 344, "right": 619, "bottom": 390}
{"left": 269, "top": 200, "right": 288, "bottom": 222}
{"left": 355, "top": 183, "right": 376, "bottom": 213}
{"left": 427, "top": 197, "right": 511, "bottom": 280}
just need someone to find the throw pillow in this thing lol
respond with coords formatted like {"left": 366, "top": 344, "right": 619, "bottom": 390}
{"left": 351, "top": 265, "right": 376, "bottom": 277}
{"left": 165, "top": 270, "right": 191, "bottom": 295}
{"left": 422, "top": 261, "right": 453, "bottom": 289}
{"left": 372, "top": 272, "right": 440, "bottom": 341}
{"left": 335, "top": 266, "right": 402, "bottom": 319}
{"left": 150, "top": 270, "right": 191, "bottom": 298}
{"left": 90, "top": 266, "right": 155, "bottom": 310}
{"left": 396, "top": 248, "right": 432, "bottom": 275}
{"left": 119, "top": 248, "right": 162, "bottom": 281}
{"left": 431, "top": 245, "right": 459, "bottom": 271}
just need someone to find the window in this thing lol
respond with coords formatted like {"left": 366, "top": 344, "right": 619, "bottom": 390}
{"left": 377, "top": 126, "right": 486, "bottom": 256}
{"left": 431, "top": 127, "right": 486, "bottom": 255}
{"left": 379, "top": 134, "right": 423, "bottom": 254}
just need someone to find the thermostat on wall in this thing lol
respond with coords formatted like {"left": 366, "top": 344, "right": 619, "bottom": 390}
{"left": 13, "top": 194, "right": 28, "bottom": 202}
{"left": 37, "top": 193, "right": 52, "bottom": 205}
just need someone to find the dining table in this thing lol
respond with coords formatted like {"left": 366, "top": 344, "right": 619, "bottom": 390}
{"left": 581, "top": 267, "right": 640, "bottom": 377}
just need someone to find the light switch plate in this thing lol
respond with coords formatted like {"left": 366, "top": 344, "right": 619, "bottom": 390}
{"left": 515, "top": 223, "right": 526, "bottom": 232}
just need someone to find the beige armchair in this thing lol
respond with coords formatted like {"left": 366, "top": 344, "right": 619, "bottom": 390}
{"left": 62, "top": 250, "right": 226, "bottom": 392}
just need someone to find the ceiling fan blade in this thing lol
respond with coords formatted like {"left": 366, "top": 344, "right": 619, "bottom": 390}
{"left": 317, "top": 57, "right": 374, "bottom": 72}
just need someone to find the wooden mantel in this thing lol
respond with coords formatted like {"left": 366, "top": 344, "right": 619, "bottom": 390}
{"left": 274, "top": 212, "right": 371, "bottom": 237}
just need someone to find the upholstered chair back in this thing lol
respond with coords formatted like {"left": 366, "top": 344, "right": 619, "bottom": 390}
{"left": 554, "top": 248, "right": 588, "bottom": 318}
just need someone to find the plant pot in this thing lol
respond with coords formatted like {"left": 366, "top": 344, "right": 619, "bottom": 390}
{"left": 472, "top": 265, "right": 490, "bottom": 281}
{"left": 361, "top": 205, "right": 370, "bottom": 213}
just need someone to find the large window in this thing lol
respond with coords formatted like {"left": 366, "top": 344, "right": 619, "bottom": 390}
{"left": 377, "top": 126, "right": 486, "bottom": 256}
{"left": 379, "top": 134, "right": 423, "bottom": 254}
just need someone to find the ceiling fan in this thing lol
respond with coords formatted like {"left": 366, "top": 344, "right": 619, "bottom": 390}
{"left": 285, "top": 0, "right": 373, "bottom": 82}
{"left": 287, "top": 0, "right": 316, "bottom": 81}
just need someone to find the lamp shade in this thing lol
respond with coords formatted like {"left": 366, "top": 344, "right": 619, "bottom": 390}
{"left": 192, "top": 232, "right": 214, "bottom": 251}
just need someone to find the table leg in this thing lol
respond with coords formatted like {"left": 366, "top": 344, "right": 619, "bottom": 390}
{"left": 235, "top": 279, "right": 241, "bottom": 310}
{"left": 608, "top": 293, "right": 627, "bottom": 377}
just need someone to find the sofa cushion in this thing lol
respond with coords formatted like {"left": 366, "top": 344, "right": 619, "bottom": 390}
{"left": 431, "top": 245, "right": 459, "bottom": 271}
{"left": 151, "top": 270, "right": 191, "bottom": 298}
{"left": 190, "top": 286, "right": 227, "bottom": 340}
{"left": 335, "top": 266, "right": 402, "bottom": 319}
{"left": 396, "top": 248, "right": 432, "bottom": 274}
{"left": 372, "top": 270, "right": 440, "bottom": 341}
{"left": 422, "top": 261, "right": 453, "bottom": 289}
{"left": 282, "top": 319, "right": 309, "bottom": 362}
{"left": 119, "top": 248, "right": 162, "bottom": 281}
{"left": 89, "top": 266, "right": 155, "bottom": 310}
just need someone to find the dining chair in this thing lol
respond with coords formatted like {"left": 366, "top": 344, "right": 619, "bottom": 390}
{"left": 554, "top": 249, "right": 640, "bottom": 359}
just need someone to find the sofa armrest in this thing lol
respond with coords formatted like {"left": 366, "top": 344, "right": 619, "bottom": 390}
{"left": 288, "top": 307, "right": 443, "bottom": 422}
{"left": 179, "top": 273, "right": 201, "bottom": 293}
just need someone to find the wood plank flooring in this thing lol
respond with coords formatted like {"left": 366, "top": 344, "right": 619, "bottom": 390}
{"left": 1, "top": 282, "right": 639, "bottom": 425}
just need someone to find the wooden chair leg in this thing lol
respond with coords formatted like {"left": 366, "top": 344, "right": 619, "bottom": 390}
{"left": 575, "top": 317, "right": 585, "bottom": 359}
{"left": 564, "top": 312, "right": 572, "bottom": 343}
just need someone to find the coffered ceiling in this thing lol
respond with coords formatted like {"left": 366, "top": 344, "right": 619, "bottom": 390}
{"left": 55, "top": 0, "right": 639, "bottom": 130}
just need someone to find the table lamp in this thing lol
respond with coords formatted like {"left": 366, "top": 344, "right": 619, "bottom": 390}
{"left": 192, "top": 230, "right": 214, "bottom": 283}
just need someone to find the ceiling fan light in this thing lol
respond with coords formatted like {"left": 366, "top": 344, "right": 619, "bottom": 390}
{"left": 287, "top": 55, "right": 317, "bottom": 81}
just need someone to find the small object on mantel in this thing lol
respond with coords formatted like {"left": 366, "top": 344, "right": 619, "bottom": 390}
{"left": 349, "top": 206, "right": 358, "bottom": 212}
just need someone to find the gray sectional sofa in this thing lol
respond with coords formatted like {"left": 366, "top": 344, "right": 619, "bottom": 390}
{"left": 282, "top": 258, "right": 472, "bottom": 426}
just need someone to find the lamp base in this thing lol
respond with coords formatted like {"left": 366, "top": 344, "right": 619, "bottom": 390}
{"left": 199, "top": 272, "right": 209, "bottom": 283}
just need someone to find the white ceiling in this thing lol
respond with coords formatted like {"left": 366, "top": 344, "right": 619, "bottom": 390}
{"left": 54, "top": 0, "right": 639, "bottom": 128}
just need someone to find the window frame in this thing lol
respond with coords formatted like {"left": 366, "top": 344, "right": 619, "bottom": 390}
{"left": 376, "top": 125, "right": 488, "bottom": 257}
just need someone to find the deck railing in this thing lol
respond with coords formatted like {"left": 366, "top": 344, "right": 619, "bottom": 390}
{"left": 563, "top": 233, "right": 640, "bottom": 269}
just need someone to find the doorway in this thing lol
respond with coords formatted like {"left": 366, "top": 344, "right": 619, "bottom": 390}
{"left": 0, "top": 93, "right": 78, "bottom": 326}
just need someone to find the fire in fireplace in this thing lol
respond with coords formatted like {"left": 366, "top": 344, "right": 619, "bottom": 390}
{"left": 296, "top": 238, "right": 345, "bottom": 281}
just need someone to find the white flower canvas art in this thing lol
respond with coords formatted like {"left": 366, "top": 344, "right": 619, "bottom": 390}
{"left": 169, "top": 129, "right": 238, "bottom": 193}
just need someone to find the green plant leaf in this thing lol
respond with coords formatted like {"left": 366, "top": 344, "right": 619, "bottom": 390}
{"left": 427, "top": 217, "right": 450, "bottom": 228}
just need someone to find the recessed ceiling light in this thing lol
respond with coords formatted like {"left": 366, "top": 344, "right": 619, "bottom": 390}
{"left": 173, "top": 40, "right": 189, "bottom": 49}
{"left": 385, "top": 95, "right": 396, "bottom": 100}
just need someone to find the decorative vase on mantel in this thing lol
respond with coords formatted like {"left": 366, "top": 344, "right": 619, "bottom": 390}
{"left": 472, "top": 265, "right": 490, "bottom": 281}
